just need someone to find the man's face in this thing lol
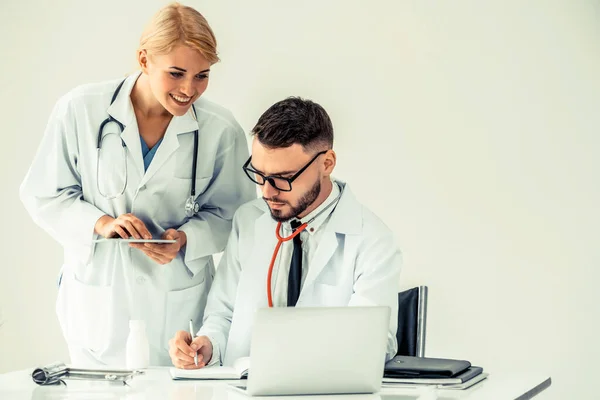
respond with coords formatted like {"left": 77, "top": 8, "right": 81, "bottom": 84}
{"left": 250, "top": 139, "right": 323, "bottom": 222}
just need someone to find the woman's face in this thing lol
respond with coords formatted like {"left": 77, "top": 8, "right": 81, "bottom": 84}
{"left": 141, "top": 45, "right": 211, "bottom": 116}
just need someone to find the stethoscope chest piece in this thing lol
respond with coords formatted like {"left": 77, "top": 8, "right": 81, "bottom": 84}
{"left": 185, "top": 196, "right": 200, "bottom": 217}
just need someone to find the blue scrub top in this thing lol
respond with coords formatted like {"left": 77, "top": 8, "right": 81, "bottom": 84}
{"left": 140, "top": 136, "right": 163, "bottom": 171}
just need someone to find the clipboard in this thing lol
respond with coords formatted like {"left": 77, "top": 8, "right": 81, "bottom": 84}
{"left": 32, "top": 362, "right": 144, "bottom": 385}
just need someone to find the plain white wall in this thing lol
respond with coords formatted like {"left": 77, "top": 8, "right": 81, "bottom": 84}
{"left": 1, "top": 1, "right": 598, "bottom": 398}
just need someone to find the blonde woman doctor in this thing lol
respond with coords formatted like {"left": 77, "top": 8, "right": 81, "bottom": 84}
{"left": 19, "top": 3, "right": 255, "bottom": 367}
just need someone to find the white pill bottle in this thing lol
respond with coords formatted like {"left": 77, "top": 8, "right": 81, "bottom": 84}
{"left": 126, "top": 320, "right": 150, "bottom": 369}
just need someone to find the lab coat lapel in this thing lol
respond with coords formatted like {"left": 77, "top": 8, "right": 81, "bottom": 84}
{"left": 300, "top": 181, "right": 362, "bottom": 294}
{"left": 139, "top": 107, "right": 198, "bottom": 187}
{"left": 106, "top": 72, "right": 145, "bottom": 179}
{"left": 249, "top": 208, "right": 279, "bottom": 284}
{"left": 301, "top": 232, "right": 338, "bottom": 294}
{"left": 121, "top": 122, "right": 145, "bottom": 180}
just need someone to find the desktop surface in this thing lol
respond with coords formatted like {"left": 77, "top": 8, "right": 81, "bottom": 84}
{"left": 0, "top": 366, "right": 551, "bottom": 400}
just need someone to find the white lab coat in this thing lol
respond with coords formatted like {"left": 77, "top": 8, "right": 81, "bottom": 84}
{"left": 19, "top": 72, "right": 256, "bottom": 366}
{"left": 199, "top": 180, "right": 402, "bottom": 366}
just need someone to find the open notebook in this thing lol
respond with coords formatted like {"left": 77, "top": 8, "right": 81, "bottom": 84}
{"left": 169, "top": 357, "right": 249, "bottom": 380}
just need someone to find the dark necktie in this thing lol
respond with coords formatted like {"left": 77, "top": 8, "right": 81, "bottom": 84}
{"left": 287, "top": 220, "right": 303, "bottom": 307}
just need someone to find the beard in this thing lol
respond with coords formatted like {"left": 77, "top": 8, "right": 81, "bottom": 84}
{"left": 264, "top": 179, "right": 321, "bottom": 222}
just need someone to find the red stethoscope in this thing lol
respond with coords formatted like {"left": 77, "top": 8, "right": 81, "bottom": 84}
{"left": 266, "top": 189, "right": 343, "bottom": 307}
{"left": 266, "top": 221, "right": 307, "bottom": 307}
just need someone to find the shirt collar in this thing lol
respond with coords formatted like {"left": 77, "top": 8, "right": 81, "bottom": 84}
{"left": 283, "top": 179, "right": 341, "bottom": 236}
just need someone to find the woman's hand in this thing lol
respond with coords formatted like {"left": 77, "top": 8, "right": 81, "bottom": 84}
{"left": 129, "top": 229, "right": 187, "bottom": 265}
{"left": 94, "top": 214, "right": 152, "bottom": 239}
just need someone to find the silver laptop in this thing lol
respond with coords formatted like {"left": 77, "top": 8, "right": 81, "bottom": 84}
{"left": 231, "top": 306, "right": 390, "bottom": 396}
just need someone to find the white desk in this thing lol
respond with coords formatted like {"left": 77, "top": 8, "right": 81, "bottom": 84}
{"left": 0, "top": 367, "right": 551, "bottom": 400}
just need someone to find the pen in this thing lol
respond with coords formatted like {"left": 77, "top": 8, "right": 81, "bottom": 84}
{"left": 189, "top": 319, "right": 198, "bottom": 366}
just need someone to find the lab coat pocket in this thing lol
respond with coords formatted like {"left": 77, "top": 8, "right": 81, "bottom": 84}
{"left": 158, "top": 177, "right": 211, "bottom": 225}
{"left": 312, "top": 283, "right": 350, "bottom": 307}
{"left": 163, "top": 277, "right": 209, "bottom": 348}
{"left": 169, "top": 176, "right": 212, "bottom": 199}
{"left": 56, "top": 271, "right": 112, "bottom": 353}
{"left": 172, "top": 134, "right": 214, "bottom": 180}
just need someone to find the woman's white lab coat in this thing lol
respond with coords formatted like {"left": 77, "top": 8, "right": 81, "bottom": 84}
{"left": 19, "top": 73, "right": 256, "bottom": 366}
{"left": 199, "top": 181, "right": 402, "bottom": 366}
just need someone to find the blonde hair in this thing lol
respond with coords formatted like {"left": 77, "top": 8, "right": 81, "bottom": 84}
{"left": 139, "top": 2, "right": 219, "bottom": 64}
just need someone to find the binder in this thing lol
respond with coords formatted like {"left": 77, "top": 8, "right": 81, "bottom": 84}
{"left": 384, "top": 355, "right": 471, "bottom": 378}
{"left": 383, "top": 366, "right": 483, "bottom": 384}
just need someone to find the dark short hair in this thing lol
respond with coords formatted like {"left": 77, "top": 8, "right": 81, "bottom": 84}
{"left": 251, "top": 97, "right": 334, "bottom": 152}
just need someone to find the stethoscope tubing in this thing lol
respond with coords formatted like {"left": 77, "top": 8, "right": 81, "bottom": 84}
{"left": 97, "top": 78, "right": 199, "bottom": 209}
{"left": 266, "top": 185, "right": 342, "bottom": 307}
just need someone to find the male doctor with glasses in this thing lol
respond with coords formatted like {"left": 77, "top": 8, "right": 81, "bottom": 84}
{"left": 168, "top": 97, "right": 402, "bottom": 368}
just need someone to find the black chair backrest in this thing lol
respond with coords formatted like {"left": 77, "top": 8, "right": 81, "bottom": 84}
{"left": 396, "top": 287, "right": 419, "bottom": 356}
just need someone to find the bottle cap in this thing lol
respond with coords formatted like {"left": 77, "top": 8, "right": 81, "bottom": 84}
{"left": 129, "top": 320, "right": 146, "bottom": 331}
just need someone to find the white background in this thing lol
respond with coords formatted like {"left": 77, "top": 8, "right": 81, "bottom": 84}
{"left": 1, "top": 1, "right": 598, "bottom": 398}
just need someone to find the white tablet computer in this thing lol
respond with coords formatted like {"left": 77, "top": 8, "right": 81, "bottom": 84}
{"left": 92, "top": 238, "right": 177, "bottom": 244}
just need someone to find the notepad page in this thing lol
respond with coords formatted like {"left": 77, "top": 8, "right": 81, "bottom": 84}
{"left": 169, "top": 365, "right": 240, "bottom": 380}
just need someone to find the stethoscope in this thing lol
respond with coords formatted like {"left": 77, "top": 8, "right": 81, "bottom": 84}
{"left": 266, "top": 185, "right": 343, "bottom": 307}
{"left": 97, "top": 79, "right": 200, "bottom": 217}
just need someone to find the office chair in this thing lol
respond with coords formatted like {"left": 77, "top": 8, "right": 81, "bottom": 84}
{"left": 396, "top": 286, "right": 428, "bottom": 357}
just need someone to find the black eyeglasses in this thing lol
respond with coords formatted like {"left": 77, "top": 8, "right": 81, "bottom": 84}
{"left": 242, "top": 150, "right": 328, "bottom": 192}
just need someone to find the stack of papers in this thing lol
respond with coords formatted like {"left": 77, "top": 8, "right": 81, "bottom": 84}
{"left": 382, "top": 367, "right": 488, "bottom": 389}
